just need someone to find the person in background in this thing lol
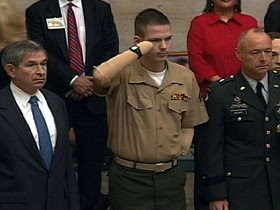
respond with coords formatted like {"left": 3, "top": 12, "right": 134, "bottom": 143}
{"left": 268, "top": 32, "right": 280, "bottom": 70}
{"left": 0, "top": 40, "right": 80, "bottom": 210}
{"left": 198, "top": 28, "right": 280, "bottom": 210}
{"left": 92, "top": 8, "right": 208, "bottom": 210}
{"left": 264, "top": 0, "right": 280, "bottom": 33}
{"left": 187, "top": 0, "right": 257, "bottom": 95}
{"left": 0, "top": 0, "right": 25, "bottom": 89}
{"left": 187, "top": 1, "right": 257, "bottom": 209}
{"left": 25, "top": 0, "right": 119, "bottom": 209}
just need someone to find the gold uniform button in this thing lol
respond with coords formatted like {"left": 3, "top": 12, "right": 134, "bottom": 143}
{"left": 237, "top": 117, "right": 242, "bottom": 121}
{"left": 266, "top": 144, "right": 271, "bottom": 149}
{"left": 226, "top": 172, "right": 231, "bottom": 176}
{"left": 265, "top": 117, "right": 270, "bottom": 122}
{"left": 266, "top": 130, "right": 271, "bottom": 135}
{"left": 265, "top": 157, "right": 271, "bottom": 162}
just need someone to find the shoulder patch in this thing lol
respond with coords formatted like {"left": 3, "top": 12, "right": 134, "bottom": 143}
{"left": 209, "top": 75, "right": 235, "bottom": 90}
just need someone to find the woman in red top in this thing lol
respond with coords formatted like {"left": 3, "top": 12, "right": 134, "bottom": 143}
{"left": 187, "top": 0, "right": 258, "bottom": 94}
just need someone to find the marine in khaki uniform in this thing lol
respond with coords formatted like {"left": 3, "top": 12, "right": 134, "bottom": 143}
{"left": 197, "top": 28, "right": 280, "bottom": 210}
{"left": 92, "top": 8, "right": 208, "bottom": 210}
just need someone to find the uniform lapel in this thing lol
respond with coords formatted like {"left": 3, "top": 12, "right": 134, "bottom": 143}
{"left": 46, "top": 0, "right": 69, "bottom": 61}
{"left": 233, "top": 73, "right": 266, "bottom": 112}
{"left": 267, "top": 71, "right": 280, "bottom": 113}
{"left": 0, "top": 88, "right": 47, "bottom": 170}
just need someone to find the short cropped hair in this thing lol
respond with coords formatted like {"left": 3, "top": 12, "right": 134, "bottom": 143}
{"left": 268, "top": 32, "right": 280, "bottom": 40}
{"left": 237, "top": 28, "right": 268, "bottom": 51}
{"left": 2, "top": 40, "right": 47, "bottom": 67}
{"left": 134, "top": 8, "right": 170, "bottom": 37}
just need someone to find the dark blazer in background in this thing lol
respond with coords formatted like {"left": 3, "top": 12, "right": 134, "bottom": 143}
{"left": 25, "top": 0, "right": 119, "bottom": 115}
{"left": 197, "top": 72, "right": 280, "bottom": 210}
{"left": 0, "top": 51, "right": 10, "bottom": 89}
{"left": 0, "top": 87, "right": 79, "bottom": 210}
{"left": 25, "top": 0, "right": 119, "bottom": 209}
{"left": 264, "top": 0, "right": 280, "bottom": 32}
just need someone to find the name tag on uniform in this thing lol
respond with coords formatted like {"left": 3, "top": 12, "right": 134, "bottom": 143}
{"left": 46, "top": 17, "right": 65, "bottom": 29}
{"left": 230, "top": 109, "right": 248, "bottom": 116}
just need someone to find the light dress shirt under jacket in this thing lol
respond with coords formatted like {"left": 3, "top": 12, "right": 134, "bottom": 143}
{"left": 10, "top": 82, "right": 57, "bottom": 150}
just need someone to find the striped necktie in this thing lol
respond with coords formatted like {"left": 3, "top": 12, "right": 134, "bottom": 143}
{"left": 67, "top": 3, "right": 85, "bottom": 75}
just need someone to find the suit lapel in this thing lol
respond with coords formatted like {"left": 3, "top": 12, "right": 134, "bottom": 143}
{"left": 233, "top": 73, "right": 266, "bottom": 112}
{"left": 46, "top": 0, "right": 69, "bottom": 61}
{"left": 0, "top": 88, "right": 47, "bottom": 170}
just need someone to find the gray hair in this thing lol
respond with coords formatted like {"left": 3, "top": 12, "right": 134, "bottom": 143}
{"left": 2, "top": 40, "right": 47, "bottom": 67}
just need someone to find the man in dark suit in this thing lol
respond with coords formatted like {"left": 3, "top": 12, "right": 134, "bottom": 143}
{"left": 197, "top": 28, "right": 280, "bottom": 210}
{"left": 25, "top": 0, "right": 119, "bottom": 209}
{"left": 264, "top": 0, "right": 280, "bottom": 33}
{"left": 0, "top": 40, "right": 79, "bottom": 210}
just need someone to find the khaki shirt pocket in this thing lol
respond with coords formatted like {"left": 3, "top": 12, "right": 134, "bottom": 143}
{"left": 168, "top": 100, "right": 189, "bottom": 113}
{"left": 168, "top": 100, "right": 189, "bottom": 130}
{"left": 127, "top": 95, "right": 153, "bottom": 128}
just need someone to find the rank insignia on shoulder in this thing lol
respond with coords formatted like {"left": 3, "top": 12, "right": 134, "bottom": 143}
{"left": 210, "top": 76, "right": 235, "bottom": 89}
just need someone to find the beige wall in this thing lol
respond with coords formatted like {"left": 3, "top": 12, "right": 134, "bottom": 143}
{"left": 15, "top": 0, "right": 274, "bottom": 51}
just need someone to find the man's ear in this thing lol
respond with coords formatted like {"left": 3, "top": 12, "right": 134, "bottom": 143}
{"left": 133, "top": 36, "right": 142, "bottom": 45}
{"left": 235, "top": 47, "right": 242, "bottom": 61}
{"left": 5, "top": 64, "right": 16, "bottom": 78}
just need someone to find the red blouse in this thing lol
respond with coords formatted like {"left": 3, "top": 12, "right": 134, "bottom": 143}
{"left": 187, "top": 12, "right": 258, "bottom": 93}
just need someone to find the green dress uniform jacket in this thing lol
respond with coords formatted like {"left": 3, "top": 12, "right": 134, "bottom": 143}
{"left": 198, "top": 71, "right": 280, "bottom": 210}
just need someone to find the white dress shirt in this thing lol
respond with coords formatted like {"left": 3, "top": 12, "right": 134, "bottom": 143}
{"left": 10, "top": 82, "right": 57, "bottom": 150}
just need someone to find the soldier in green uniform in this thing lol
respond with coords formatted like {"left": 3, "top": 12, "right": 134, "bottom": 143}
{"left": 198, "top": 28, "right": 280, "bottom": 210}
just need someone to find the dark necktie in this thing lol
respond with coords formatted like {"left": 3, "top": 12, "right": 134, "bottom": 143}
{"left": 256, "top": 82, "right": 267, "bottom": 109}
{"left": 29, "top": 96, "right": 53, "bottom": 169}
{"left": 67, "top": 3, "right": 85, "bottom": 75}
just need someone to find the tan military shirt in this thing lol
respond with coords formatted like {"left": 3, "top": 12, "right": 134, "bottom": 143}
{"left": 107, "top": 60, "right": 208, "bottom": 162}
